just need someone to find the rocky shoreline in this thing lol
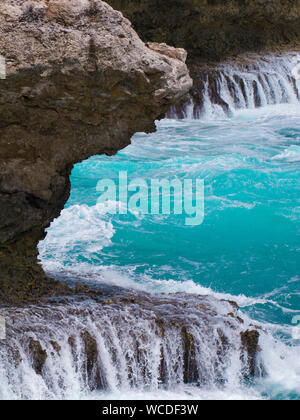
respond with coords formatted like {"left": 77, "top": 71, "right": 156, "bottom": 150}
{"left": 1, "top": 1, "right": 299, "bottom": 305}
{"left": 107, "top": 1, "right": 300, "bottom": 119}
{"left": 0, "top": 0, "right": 191, "bottom": 303}
{"left": 1, "top": 1, "right": 292, "bottom": 398}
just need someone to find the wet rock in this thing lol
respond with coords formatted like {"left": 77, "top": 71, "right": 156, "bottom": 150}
{"left": 223, "top": 300, "right": 240, "bottom": 311}
{"left": 240, "top": 329, "right": 260, "bottom": 377}
{"left": 107, "top": 0, "right": 300, "bottom": 62}
{"left": 28, "top": 337, "right": 47, "bottom": 375}
{"left": 7, "top": 347, "right": 22, "bottom": 368}
{"left": 217, "top": 328, "right": 230, "bottom": 352}
{"left": 155, "top": 318, "right": 165, "bottom": 338}
{"left": 253, "top": 80, "right": 262, "bottom": 108}
{"left": 0, "top": 290, "right": 265, "bottom": 397}
{"left": 67, "top": 335, "right": 76, "bottom": 358}
{"left": 50, "top": 340, "right": 61, "bottom": 354}
{"left": 158, "top": 346, "right": 167, "bottom": 384}
{"left": 102, "top": 299, "right": 114, "bottom": 305}
{"left": 81, "top": 331, "right": 98, "bottom": 368}
{"left": 81, "top": 330, "right": 103, "bottom": 390}
{"left": 182, "top": 327, "right": 198, "bottom": 384}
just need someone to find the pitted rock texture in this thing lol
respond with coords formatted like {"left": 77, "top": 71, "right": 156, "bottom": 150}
{"left": 107, "top": 0, "right": 300, "bottom": 61}
{"left": 0, "top": 0, "right": 192, "bottom": 303}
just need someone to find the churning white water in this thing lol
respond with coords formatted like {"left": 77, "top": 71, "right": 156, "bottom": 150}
{"left": 0, "top": 293, "right": 265, "bottom": 400}
{"left": 1, "top": 53, "right": 300, "bottom": 400}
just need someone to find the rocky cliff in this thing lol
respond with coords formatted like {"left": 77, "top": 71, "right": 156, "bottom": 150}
{"left": 107, "top": 0, "right": 300, "bottom": 61}
{"left": 0, "top": 0, "right": 192, "bottom": 304}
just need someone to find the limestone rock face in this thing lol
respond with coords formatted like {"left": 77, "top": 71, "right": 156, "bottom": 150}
{"left": 107, "top": 0, "right": 300, "bottom": 61}
{"left": 146, "top": 42, "right": 188, "bottom": 63}
{"left": 0, "top": 0, "right": 192, "bottom": 302}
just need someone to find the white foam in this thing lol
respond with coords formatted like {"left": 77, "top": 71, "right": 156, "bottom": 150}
{"left": 34, "top": 56, "right": 300, "bottom": 400}
{"left": 87, "top": 386, "right": 263, "bottom": 401}
{"left": 39, "top": 203, "right": 115, "bottom": 264}
{"left": 271, "top": 145, "right": 300, "bottom": 162}
{"left": 0, "top": 299, "right": 266, "bottom": 400}
{"left": 256, "top": 332, "right": 300, "bottom": 398}
{"left": 41, "top": 258, "right": 269, "bottom": 309}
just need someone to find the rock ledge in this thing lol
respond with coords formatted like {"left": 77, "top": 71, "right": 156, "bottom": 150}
{"left": 0, "top": 0, "right": 192, "bottom": 303}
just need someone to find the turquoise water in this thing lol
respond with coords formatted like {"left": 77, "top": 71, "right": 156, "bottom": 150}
{"left": 40, "top": 103, "right": 300, "bottom": 399}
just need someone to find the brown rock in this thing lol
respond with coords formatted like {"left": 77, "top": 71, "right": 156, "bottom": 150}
{"left": 81, "top": 330, "right": 103, "bottom": 389}
{"left": 107, "top": 0, "right": 300, "bottom": 61}
{"left": 28, "top": 337, "right": 47, "bottom": 375}
{"left": 50, "top": 340, "right": 61, "bottom": 353}
{"left": 146, "top": 42, "right": 187, "bottom": 63}
{"left": 240, "top": 329, "right": 260, "bottom": 376}
{"left": 0, "top": 0, "right": 192, "bottom": 303}
{"left": 182, "top": 326, "right": 198, "bottom": 384}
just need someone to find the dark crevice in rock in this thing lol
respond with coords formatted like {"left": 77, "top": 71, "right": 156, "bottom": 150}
{"left": 240, "top": 329, "right": 260, "bottom": 377}
{"left": 28, "top": 337, "right": 48, "bottom": 375}
{"left": 182, "top": 327, "right": 198, "bottom": 384}
{"left": 81, "top": 330, "right": 104, "bottom": 390}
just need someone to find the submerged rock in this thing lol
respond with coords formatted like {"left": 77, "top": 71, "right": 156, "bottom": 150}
{"left": 0, "top": 0, "right": 192, "bottom": 303}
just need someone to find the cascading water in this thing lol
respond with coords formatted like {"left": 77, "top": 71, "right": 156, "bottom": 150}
{"left": 1, "top": 52, "right": 300, "bottom": 400}
{"left": 167, "top": 52, "right": 300, "bottom": 119}
{"left": 0, "top": 292, "right": 263, "bottom": 400}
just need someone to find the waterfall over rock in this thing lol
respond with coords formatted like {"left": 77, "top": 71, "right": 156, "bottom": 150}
{"left": 1, "top": 49, "right": 300, "bottom": 400}
{"left": 0, "top": 291, "right": 262, "bottom": 399}
{"left": 168, "top": 53, "right": 300, "bottom": 119}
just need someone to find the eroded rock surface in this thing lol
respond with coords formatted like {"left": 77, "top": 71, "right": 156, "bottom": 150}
{"left": 107, "top": 0, "right": 300, "bottom": 61}
{"left": 0, "top": 0, "right": 192, "bottom": 303}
